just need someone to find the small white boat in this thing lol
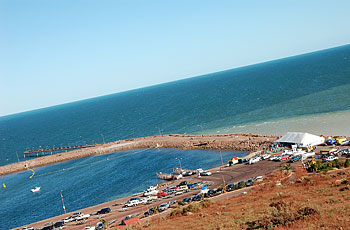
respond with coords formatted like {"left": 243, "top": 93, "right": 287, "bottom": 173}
{"left": 31, "top": 186, "right": 41, "bottom": 192}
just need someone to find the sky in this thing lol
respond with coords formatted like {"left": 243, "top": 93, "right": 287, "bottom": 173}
{"left": 0, "top": 0, "right": 349, "bottom": 117}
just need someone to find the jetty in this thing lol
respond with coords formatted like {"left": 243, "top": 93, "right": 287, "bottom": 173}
{"left": 23, "top": 144, "right": 97, "bottom": 158}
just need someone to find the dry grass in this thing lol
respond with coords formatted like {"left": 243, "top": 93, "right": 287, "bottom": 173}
{"left": 129, "top": 167, "right": 350, "bottom": 230}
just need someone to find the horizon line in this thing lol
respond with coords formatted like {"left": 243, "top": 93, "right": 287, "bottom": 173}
{"left": 1, "top": 43, "right": 349, "bottom": 118}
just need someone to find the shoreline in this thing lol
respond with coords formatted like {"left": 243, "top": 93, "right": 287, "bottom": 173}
{"left": 14, "top": 156, "right": 286, "bottom": 230}
{"left": 0, "top": 133, "right": 277, "bottom": 177}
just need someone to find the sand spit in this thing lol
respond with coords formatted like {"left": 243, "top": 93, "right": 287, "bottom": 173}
{"left": 0, "top": 133, "right": 277, "bottom": 176}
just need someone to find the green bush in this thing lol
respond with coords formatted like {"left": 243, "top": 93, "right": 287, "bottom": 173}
{"left": 345, "top": 159, "right": 350, "bottom": 168}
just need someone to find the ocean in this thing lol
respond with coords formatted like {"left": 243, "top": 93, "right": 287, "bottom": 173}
{"left": 0, "top": 45, "right": 350, "bottom": 228}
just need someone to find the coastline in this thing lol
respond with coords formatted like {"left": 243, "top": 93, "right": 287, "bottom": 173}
{"left": 0, "top": 133, "right": 276, "bottom": 177}
{"left": 14, "top": 156, "right": 286, "bottom": 230}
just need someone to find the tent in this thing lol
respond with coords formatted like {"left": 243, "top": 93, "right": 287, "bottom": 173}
{"left": 274, "top": 132, "right": 325, "bottom": 147}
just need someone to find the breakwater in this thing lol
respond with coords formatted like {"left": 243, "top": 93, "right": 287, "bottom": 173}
{"left": 0, "top": 133, "right": 277, "bottom": 176}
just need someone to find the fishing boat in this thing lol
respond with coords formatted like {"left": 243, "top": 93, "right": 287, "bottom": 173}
{"left": 156, "top": 172, "right": 173, "bottom": 180}
{"left": 31, "top": 186, "right": 41, "bottom": 192}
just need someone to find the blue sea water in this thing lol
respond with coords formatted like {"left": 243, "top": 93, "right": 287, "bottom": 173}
{"left": 0, "top": 148, "right": 245, "bottom": 229}
{"left": 0, "top": 45, "right": 350, "bottom": 228}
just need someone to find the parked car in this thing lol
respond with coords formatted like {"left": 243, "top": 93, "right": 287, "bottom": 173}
{"left": 214, "top": 187, "right": 223, "bottom": 195}
{"left": 158, "top": 202, "right": 170, "bottom": 212}
{"left": 279, "top": 155, "right": 290, "bottom": 161}
{"left": 144, "top": 207, "right": 156, "bottom": 216}
{"left": 144, "top": 189, "right": 158, "bottom": 196}
{"left": 249, "top": 157, "right": 260, "bottom": 164}
{"left": 177, "top": 185, "right": 189, "bottom": 191}
{"left": 260, "top": 154, "right": 271, "bottom": 160}
{"left": 130, "top": 197, "right": 146, "bottom": 204}
{"left": 270, "top": 155, "right": 280, "bottom": 161}
{"left": 204, "top": 189, "right": 215, "bottom": 198}
{"left": 63, "top": 217, "right": 74, "bottom": 223}
{"left": 124, "top": 200, "right": 138, "bottom": 207}
{"left": 245, "top": 178, "right": 255, "bottom": 187}
{"left": 325, "top": 156, "right": 338, "bottom": 162}
{"left": 182, "top": 171, "right": 193, "bottom": 176}
{"left": 192, "top": 195, "right": 203, "bottom": 201}
{"left": 96, "top": 207, "right": 111, "bottom": 215}
{"left": 226, "top": 183, "right": 236, "bottom": 192}
{"left": 289, "top": 155, "right": 301, "bottom": 163}
{"left": 53, "top": 221, "right": 64, "bottom": 229}
{"left": 169, "top": 200, "right": 177, "bottom": 205}
{"left": 178, "top": 181, "right": 187, "bottom": 186}
{"left": 182, "top": 197, "right": 192, "bottom": 204}
{"left": 326, "top": 138, "right": 336, "bottom": 145}
{"left": 187, "top": 184, "right": 195, "bottom": 189}
{"left": 155, "top": 191, "right": 167, "bottom": 197}
{"left": 95, "top": 221, "right": 104, "bottom": 230}
{"left": 237, "top": 180, "right": 245, "bottom": 189}
{"left": 200, "top": 171, "right": 212, "bottom": 176}
{"left": 70, "top": 212, "right": 82, "bottom": 218}
{"left": 75, "top": 213, "right": 90, "bottom": 221}
{"left": 175, "top": 190, "right": 184, "bottom": 196}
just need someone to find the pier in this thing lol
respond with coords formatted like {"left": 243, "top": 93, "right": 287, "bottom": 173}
{"left": 23, "top": 144, "right": 98, "bottom": 158}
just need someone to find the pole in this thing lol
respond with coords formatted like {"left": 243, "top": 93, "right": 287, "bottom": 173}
{"left": 16, "top": 151, "right": 20, "bottom": 162}
{"left": 219, "top": 151, "right": 224, "bottom": 171}
{"left": 60, "top": 190, "right": 67, "bottom": 214}
{"left": 197, "top": 125, "right": 204, "bottom": 137}
{"left": 156, "top": 127, "right": 162, "bottom": 136}
{"left": 176, "top": 158, "right": 182, "bottom": 171}
{"left": 101, "top": 134, "right": 105, "bottom": 144}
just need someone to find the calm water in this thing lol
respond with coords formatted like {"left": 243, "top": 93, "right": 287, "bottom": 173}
{"left": 0, "top": 45, "right": 350, "bottom": 228}
{"left": 0, "top": 45, "right": 349, "bottom": 166}
{"left": 0, "top": 148, "right": 245, "bottom": 229}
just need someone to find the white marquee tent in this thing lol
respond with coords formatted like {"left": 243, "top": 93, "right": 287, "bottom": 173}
{"left": 274, "top": 132, "right": 325, "bottom": 147}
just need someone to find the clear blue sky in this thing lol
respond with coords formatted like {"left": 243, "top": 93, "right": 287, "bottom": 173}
{"left": 0, "top": 0, "right": 349, "bottom": 116}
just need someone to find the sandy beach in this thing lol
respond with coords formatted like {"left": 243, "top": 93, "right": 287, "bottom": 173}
{"left": 0, "top": 133, "right": 277, "bottom": 176}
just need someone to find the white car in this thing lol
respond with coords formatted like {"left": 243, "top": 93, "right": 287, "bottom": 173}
{"left": 249, "top": 157, "right": 260, "bottom": 164}
{"left": 75, "top": 213, "right": 90, "bottom": 221}
{"left": 270, "top": 155, "right": 281, "bottom": 161}
{"left": 125, "top": 197, "right": 146, "bottom": 207}
{"left": 200, "top": 171, "right": 212, "bottom": 176}
{"left": 124, "top": 200, "right": 140, "bottom": 207}
{"left": 63, "top": 217, "right": 74, "bottom": 223}
{"left": 144, "top": 189, "right": 158, "bottom": 196}
{"left": 260, "top": 154, "right": 270, "bottom": 160}
{"left": 302, "top": 152, "right": 315, "bottom": 160}
{"left": 325, "top": 156, "right": 338, "bottom": 161}
{"left": 85, "top": 226, "right": 96, "bottom": 230}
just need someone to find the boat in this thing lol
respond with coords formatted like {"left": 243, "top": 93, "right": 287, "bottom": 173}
{"left": 156, "top": 172, "right": 173, "bottom": 180}
{"left": 31, "top": 186, "right": 41, "bottom": 192}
